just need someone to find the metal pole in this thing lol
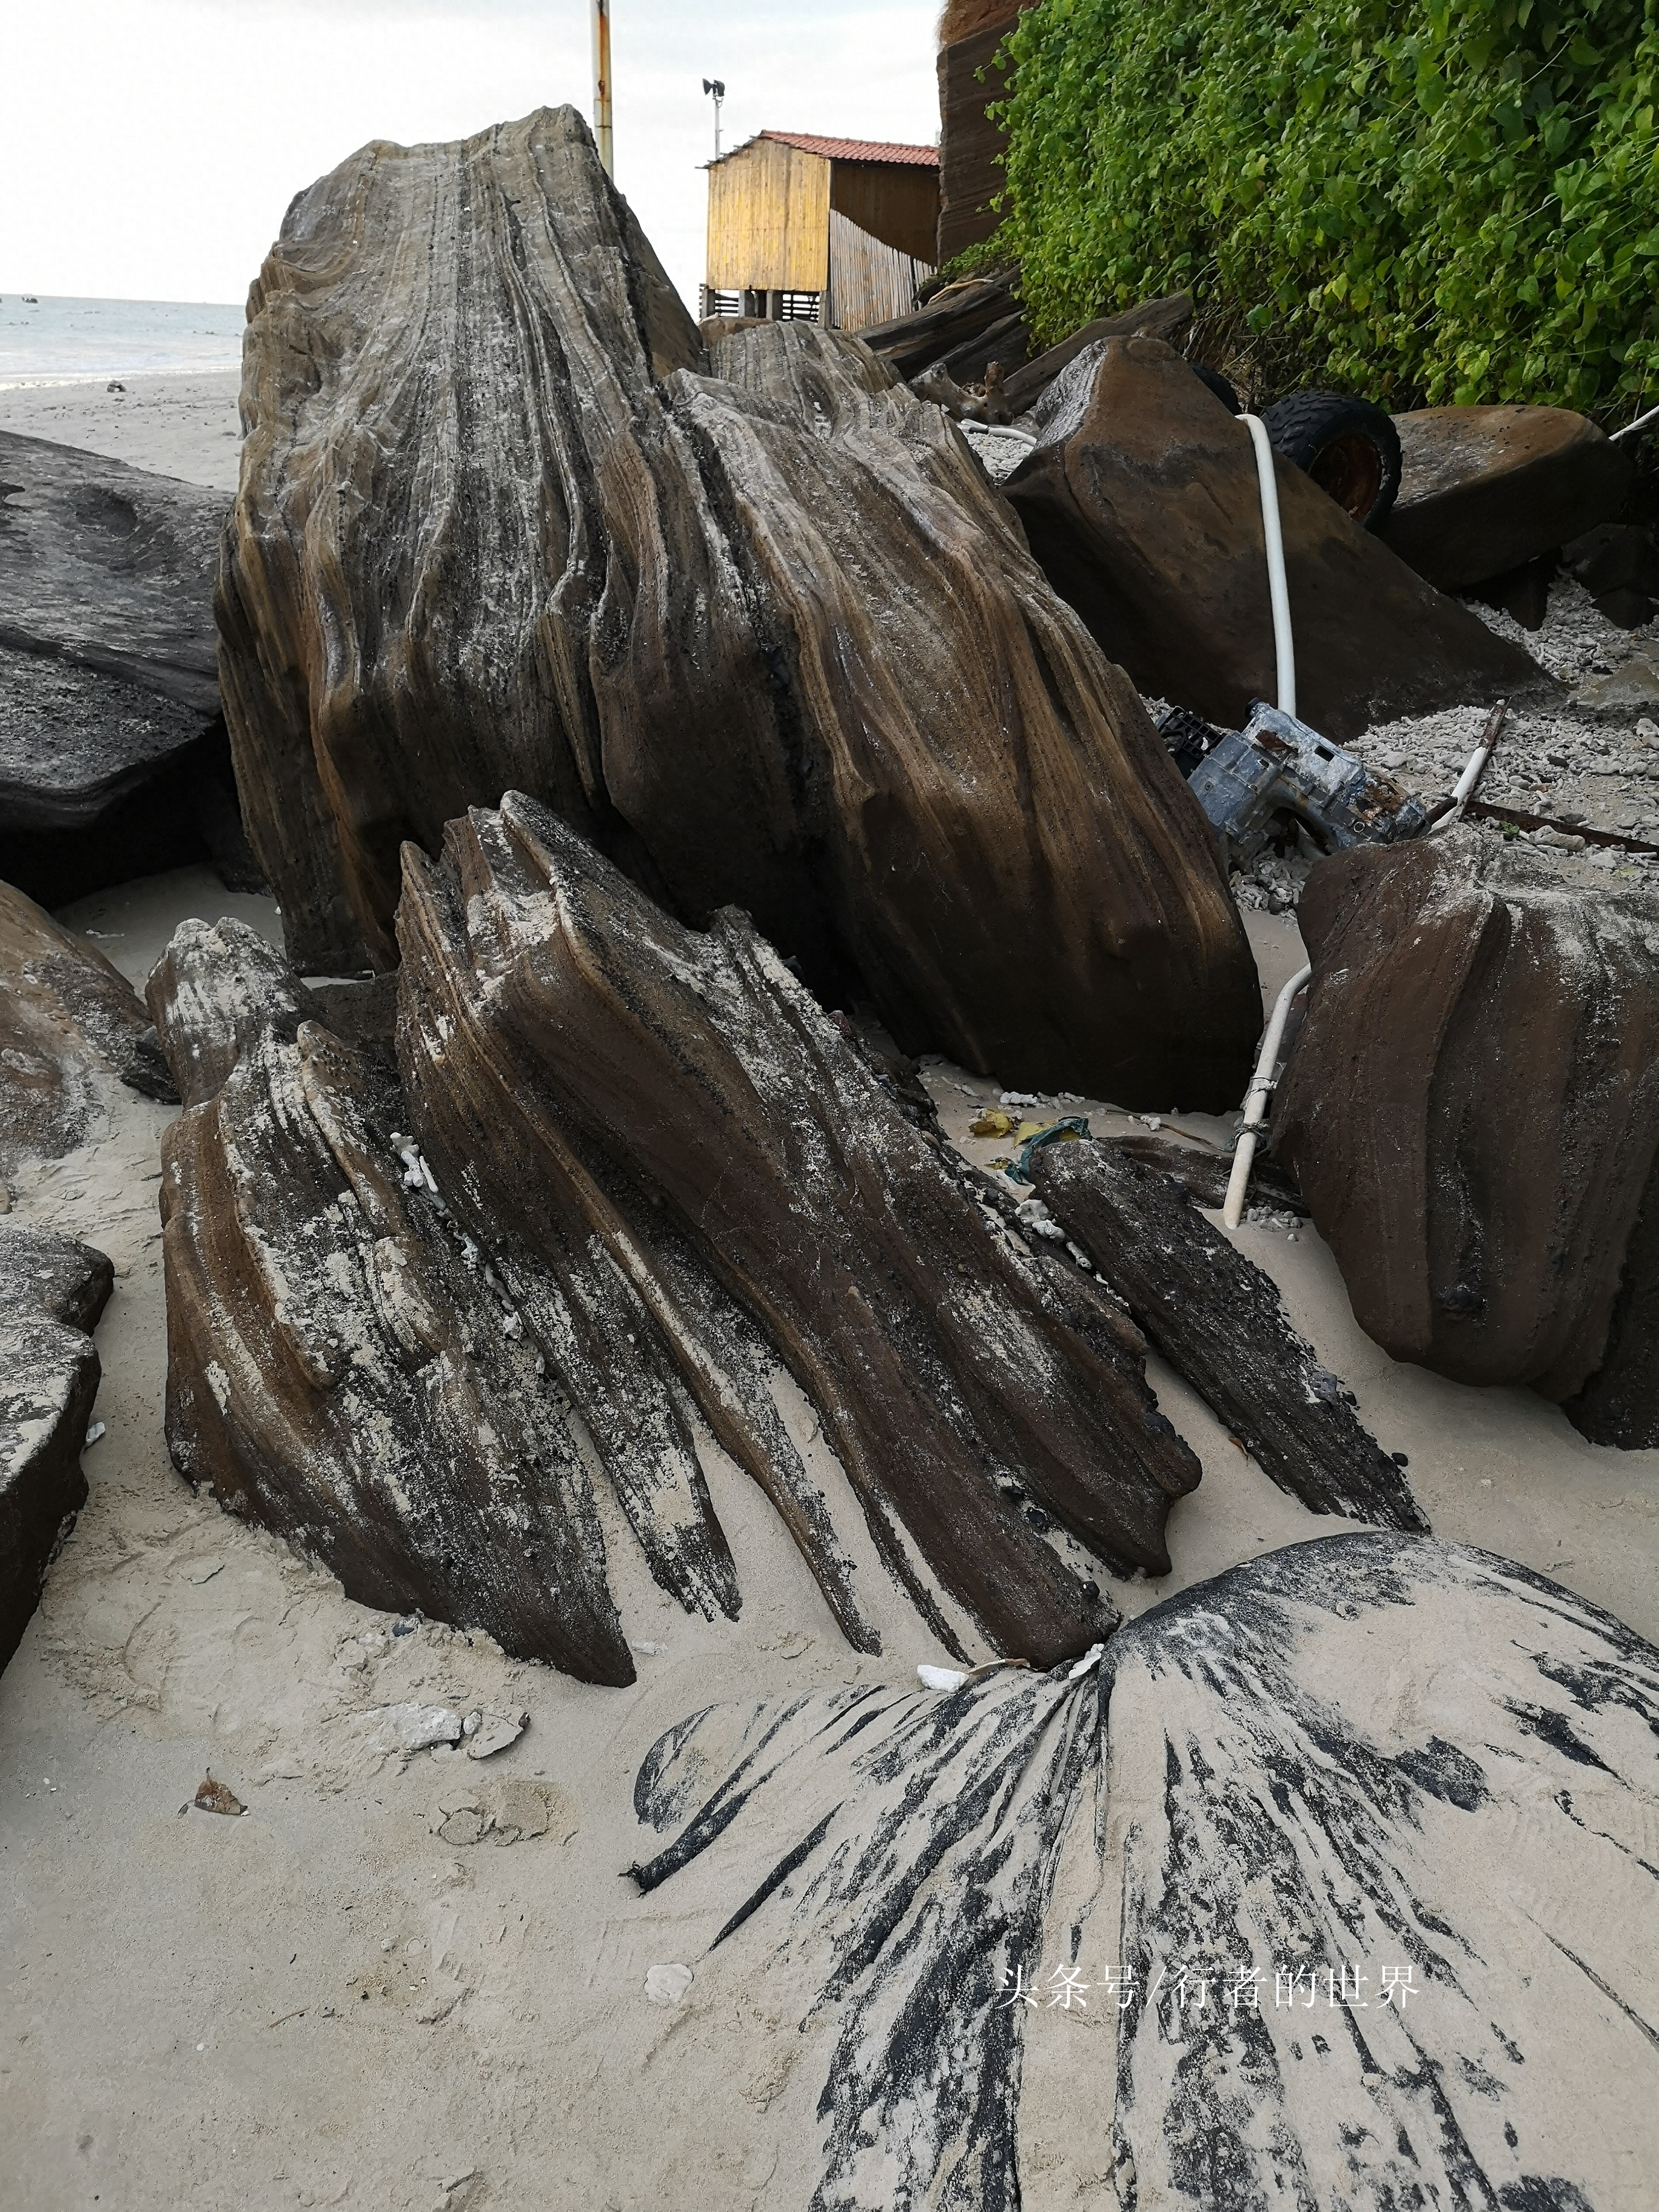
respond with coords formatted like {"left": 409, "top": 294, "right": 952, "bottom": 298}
{"left": 592, "top": 0, "right": 614, "bottom": 177}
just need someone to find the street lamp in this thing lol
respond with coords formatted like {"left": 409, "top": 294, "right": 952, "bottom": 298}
{"left": 703, "top": 78, "right": 725, "bottom": 161}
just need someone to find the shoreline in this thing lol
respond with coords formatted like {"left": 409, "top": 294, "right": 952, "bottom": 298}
{"left": 0, "top": 367, "right": 243, "bottom": 491}
{"left": 0, "top": 362, "right": 241, "bottom": 392}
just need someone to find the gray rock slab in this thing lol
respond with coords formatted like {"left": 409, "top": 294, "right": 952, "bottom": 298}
{"left": 0, "top": 429, "right": 225, "bottom": 715}
{"left": 631, "top": 1532, "right": 1659, "bottom": 2208}
{"left": 0, "top": 1224, "right": 112, "bottom": 1672}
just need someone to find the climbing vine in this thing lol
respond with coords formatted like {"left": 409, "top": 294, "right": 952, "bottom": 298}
{"left": 991, "top": 0, "right": 1659, "bottom": 413}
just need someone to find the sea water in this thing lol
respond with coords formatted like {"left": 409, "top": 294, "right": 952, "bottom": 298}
{"left": 0, "top": 293, "right": 244, "bottom": 385}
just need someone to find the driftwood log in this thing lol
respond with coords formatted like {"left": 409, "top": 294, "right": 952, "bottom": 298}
{"left": 397, "top": 795, "right": 1202, "bottom": 1665}
{"left": 220, "top": 105, "right": 1258, "bottom": 1108}
{"left": 1278, "top": 828, "right": 1659, "bottom": 1430}
{"left": 631, "top": 1532, "right": 1659, "bottom": 2210}
{"left": 1003, "top": 337, "right": 1542, "bottom": 743}
{"left": 1, "top": 1225, "right": 112, "bottom": 1671}
{"left": 1035, "top": 1140, "right": 1424, "bottom": 1527}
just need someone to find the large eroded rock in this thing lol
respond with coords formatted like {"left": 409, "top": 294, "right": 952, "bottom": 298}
{"left": 159, "top": 1014, "right": 636, "bottom": 1683}
{"left": 1381, "top": 403, "right": 1634, "bottom": 591}
{"left": 220, "top": 106, "right": 1258, "bottom": 1107}
{"left": 1004, "top": 338, "right": 1542, "bottom": 743}
{"left": 0, "top": 877, "right": 175, "bottom": 1176}
{"left": 1276, "top": 827, "right": 1659, "bottom": 1411}
{"left": 1, "top": 1225, "right": 112, "bottom": 1672}
{"left": 396, "top": 796, "right": 1201, "bottom": 1666}
{"left": 629, "top": 1533, "right": 1659, "bottom": 2209}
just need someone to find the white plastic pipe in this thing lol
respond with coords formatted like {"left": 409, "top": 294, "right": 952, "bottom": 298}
{"left": 1223, "top": 963, "right": 1312, "bottom": 1228}
{"left": 1611, "top": 400, "right": 1659, "bottom": 443}
{"left": 1428, "top": 700, "right": 1507, "bottom": 834}
{"left": 1238, "top": 412, "right": 1296, "bottom": 716}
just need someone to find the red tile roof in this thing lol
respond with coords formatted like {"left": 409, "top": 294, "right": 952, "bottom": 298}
{"left": 756, "top": 132, "right": 939, "bottom": 167}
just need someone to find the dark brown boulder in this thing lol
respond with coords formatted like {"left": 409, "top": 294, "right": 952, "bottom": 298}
{"left": 999, "top": 293, "right": 1190, "bottom": 417}
{"left": 1380, "top": 404, "right": 1633, "bottom": 591}
{"left": 221, "top": 107, "right": 1258, "bottom": 1108}
{"left": 0, "top": 878, "right": 175, "bottom": 1176}
{"left": 397, "top": 794, "right": 1206, "bottom": 1666}
{"left": 1, "top": 1225, "right": 112, "bottom": 1672}
{"left": 1035, "top": 1139, "right": 1425, "bottom": 1527}
{"left": 1004, "top": 338, "right": 1544, "bottom": 743}
{"left": 1276, "top": 826, "right": 1659, "bottom": 1400}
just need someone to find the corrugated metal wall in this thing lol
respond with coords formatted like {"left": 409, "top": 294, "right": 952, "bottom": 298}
{"left": 705, "top": 141, "right": 831, "bottom": 292}
{"left": 826, "top": 210, "right": 933, "bottom": 333}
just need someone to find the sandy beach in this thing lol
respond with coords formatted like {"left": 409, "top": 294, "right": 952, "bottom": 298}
{"left": 0, "top": 370, "right": 243, "bottom": 491}
{"left": 4, "top": 376, "right": 1657, "bottom": 2210}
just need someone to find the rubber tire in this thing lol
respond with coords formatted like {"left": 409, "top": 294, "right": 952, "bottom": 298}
{"left": 1188, "top": 362, "right": 1242, "bottom": 415}
{"left": 1260, "top": 391, "right": 1402, "bottom": 532}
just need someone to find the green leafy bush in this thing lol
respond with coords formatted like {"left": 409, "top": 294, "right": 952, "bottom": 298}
{"left": 994, "top": 0, "right": 1659, "bottom": 413}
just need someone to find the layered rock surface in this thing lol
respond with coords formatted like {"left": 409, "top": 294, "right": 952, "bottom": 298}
{"left": 397, "top": 796, "right": 1201, "bottom": 1665}
{"left": 0, "top": 429, "right": 224, "bottom": 714}
{"left": 158, "top": 1007, "right": 635, "bottom": 1684}
{"left": 1004, "top": 337, "right": 1541, "bottom": 742}
{"left": 1277, "top": 827, "right": 1659, "bottom": 1424}
{"left": 631, "top": 1532, "right": 1659, "bottom": 2210}
{"left": 220, "top": 105, "right": 1257, "bottom": 1107}
{"left": 148, "top": 796, "right": 1218, "bottom": 1675}
{"left": 1, "top": 1225, "right": 112, "bottom": 1671}
{"left": 0, "top": 877, "right": 175, "bottom": 1177}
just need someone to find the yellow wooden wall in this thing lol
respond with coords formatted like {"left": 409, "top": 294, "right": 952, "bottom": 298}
{"left": 705, "top": 141, "right": 831, "bottom": 293}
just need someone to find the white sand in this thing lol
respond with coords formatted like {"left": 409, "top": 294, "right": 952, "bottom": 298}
{"left": 0, "top": 370, "right": 243, "bottom": 491}
{"left": 3, "top": 388, "right": 1655, "bottom": 2208}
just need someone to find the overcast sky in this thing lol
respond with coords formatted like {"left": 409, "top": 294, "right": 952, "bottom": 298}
{"left": 2, "top": 1, "right": 940, "bottom": 310}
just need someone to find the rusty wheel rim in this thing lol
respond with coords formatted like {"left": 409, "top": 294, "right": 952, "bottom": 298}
{"left": 1309, "top": 432, "right": 1384, "bottom": 521}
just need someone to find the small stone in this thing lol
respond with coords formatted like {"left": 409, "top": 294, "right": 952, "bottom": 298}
{"left": 644, "top": 1962, "right": 694, "bottom": 2006}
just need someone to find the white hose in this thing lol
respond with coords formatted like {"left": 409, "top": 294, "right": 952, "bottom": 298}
{"left": 1223, "top": 963, "right": 1312, "bottom": 1229}
{"left": 1611, "top": 400, "right": 1659, "bottom": 443}
{"left": 1238, "top": 413, "right": 1296, "bottom": 716}
{"left": 1428, "top": 700, "right": 1508, "bottom": 834}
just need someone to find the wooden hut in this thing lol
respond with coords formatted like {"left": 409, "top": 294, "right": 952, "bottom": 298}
{"left": 702, "top": 133, "right": 939, "bottom": 333}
